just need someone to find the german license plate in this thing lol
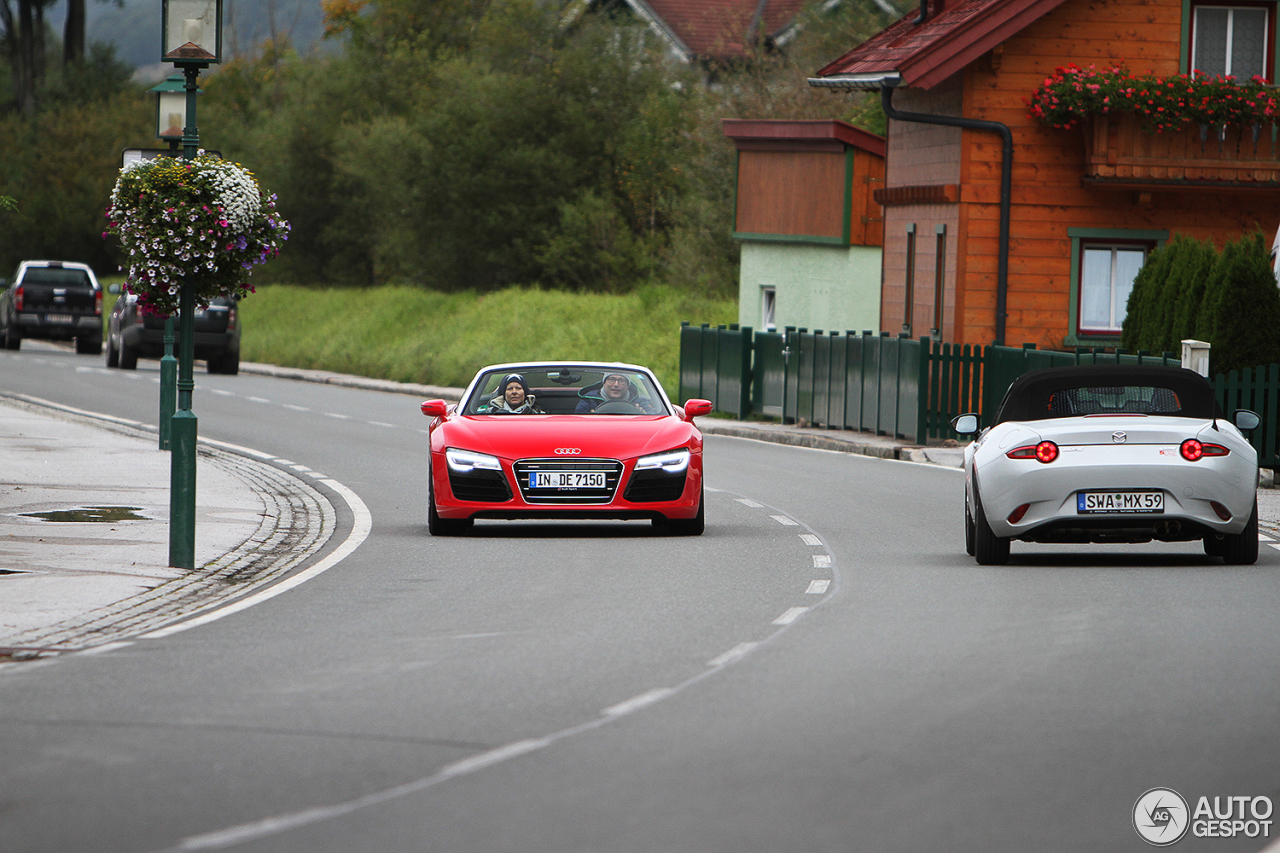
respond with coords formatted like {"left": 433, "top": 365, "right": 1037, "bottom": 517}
{"left": 531, "top": 471, "right": 604, "bottom": 489}
{"left": 1077, "top": 491, "right": 1164, "bottom": 514}
{"left": 45, "top": 314, "right": 73, "bottom": 324}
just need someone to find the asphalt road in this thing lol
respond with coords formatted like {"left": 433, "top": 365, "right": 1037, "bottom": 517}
{"left": 2, "top": 345, "right": 1278, "bottom": 853}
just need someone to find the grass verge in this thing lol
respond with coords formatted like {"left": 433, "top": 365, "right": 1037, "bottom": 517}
{"left": 235, "top": 283, "right": 737, "bottom": 392}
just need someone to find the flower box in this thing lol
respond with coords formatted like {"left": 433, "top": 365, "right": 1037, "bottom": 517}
{"left": 1083, "top": 113, "right": 1280, "bottom": 186}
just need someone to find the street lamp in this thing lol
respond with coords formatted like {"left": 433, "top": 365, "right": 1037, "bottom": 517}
{"left": 149, "top": 74, "right": 191, "bottom": 153}
{"left": 161, "top": 0, "right": 221, "bottom": 569}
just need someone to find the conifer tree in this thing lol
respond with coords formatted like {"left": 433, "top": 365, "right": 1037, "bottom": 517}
{"left": 1204, "top": 231, "right": 1280, "bottom": 375}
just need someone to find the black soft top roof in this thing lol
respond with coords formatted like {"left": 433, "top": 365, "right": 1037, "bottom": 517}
{"left": 994, "top": 365, "right": 1222, "bottom": 423}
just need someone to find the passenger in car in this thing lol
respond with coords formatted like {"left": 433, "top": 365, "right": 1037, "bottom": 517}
{"left": 484, "top": 374, "right": 544, "bottom": 413}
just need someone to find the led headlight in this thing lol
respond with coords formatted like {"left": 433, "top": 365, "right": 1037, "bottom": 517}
{"left": 445, "top": 448, "right": 502, "bottom": 474}
{"left": 634, "top": 448, "right": 690, "bottom": 473}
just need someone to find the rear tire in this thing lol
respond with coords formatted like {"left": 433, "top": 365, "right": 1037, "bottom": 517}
{"left": 972, "top": 482, "right": 1010, "bottom": 565}
{"left": 105, "top": 335, "right": 119, "bottom": 367}
{"left": 4, "top": 327, "right": 20, "bottom": 350}
{"left": 1221, "top": 499, "right": 1259, "bottom": 565}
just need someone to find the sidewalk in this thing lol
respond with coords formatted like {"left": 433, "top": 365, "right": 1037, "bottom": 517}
{"left": 0, "top": 393, "right": 333, "bottom": 660}
{"left": 3, "top": 361, "right": 1276, "bottom": 661}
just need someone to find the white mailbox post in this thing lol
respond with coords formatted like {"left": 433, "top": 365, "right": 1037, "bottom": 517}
{"left": 1182, "top": 339, "right": 1211, "bottom": 377}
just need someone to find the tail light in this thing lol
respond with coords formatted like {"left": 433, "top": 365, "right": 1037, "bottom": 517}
{"left": 14, "top": 285, "right": 22, "bottom": 311}
{"left": 228, "top": 305, "right": 237, "bottom": 330}
{"left": 1007, "top": 503, "right": 1031, "bottom": 524}
{"left": 1180, "top": 439, "right": 1230, "bottom": 461}
{"left": 94, "top": 289, "right": 103, "bottom": 316}
{"left": 1210, "top": 501, "right": 1233, "bottom": 521}
{"left": 1007, "top": 441, "right": 1058, "bottom": 463}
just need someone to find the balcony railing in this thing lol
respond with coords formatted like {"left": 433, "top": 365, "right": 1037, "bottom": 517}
{"left": 1083, "top": 113, "right": 1280, "bottom": 187}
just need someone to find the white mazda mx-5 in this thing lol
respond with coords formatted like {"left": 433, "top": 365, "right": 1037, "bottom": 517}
{"left": 953, "top": 365, "right": 1260, "bottom": 565}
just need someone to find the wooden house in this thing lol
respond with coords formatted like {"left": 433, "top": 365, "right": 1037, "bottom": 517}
{"left": 567, "top": 0, "right": 836, "bottom": 66}
{"left": 723, "top": 119, "right": 886, "bottom": 333}
{"left": 810, "top": 0, "right": 1280, "bottom": 349}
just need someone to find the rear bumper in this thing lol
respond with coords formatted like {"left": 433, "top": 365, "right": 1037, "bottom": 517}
{"left": 121, "top": 325, "right": 238, "bottom": 360}
{"left": 15, "top": 313, "right": 100, "bottom": 340}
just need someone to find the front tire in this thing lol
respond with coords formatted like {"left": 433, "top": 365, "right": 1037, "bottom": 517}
{"left": 972, "top": 481, "right": 1010, "bottom": 565}
{"left": 427, "top": 480, "right": 471, "bottom": 536}
{"left": 658, "top": 489, "right": 705, "bottom": 536}
{"left": 964, "top": 492, "right": 976, "bottom": 556}
{"left": 1221, "top": 499, "right": 1259, "bottom": 565}
{"left": 105, "top": 334, "right": 119, "bottom": 367}
{"left": 119, "top": 338, "right": 138, "bottom": 370}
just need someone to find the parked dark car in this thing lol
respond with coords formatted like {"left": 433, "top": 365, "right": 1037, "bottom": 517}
{"left": 0, "top": 260, "right": 103, "bottom": 354}
{"left": 105, "top": 286, "right": 241, "bottom": 374}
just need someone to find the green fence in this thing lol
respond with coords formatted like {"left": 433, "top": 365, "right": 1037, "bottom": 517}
{"left": 1215, "top": 364, "right": 1280, "bottom": 467}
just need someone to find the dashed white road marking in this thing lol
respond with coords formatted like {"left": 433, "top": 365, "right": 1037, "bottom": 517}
{"left": 806, "top": 580, "right": 831, "bottom": 594}
{"left": 773, "top": 606, "right": 809, "bottom": 626}
{"left": 708, "top": 642, "right": 759, "bottom": 667}
{"left": 603, "top": 688, "right": 674, "bottom": 717}
{"left": 283, "top": 404, "right": 310, "bottom": 412}
{"left": 735, "top": 498, "right": 763, "bottom": 508}
{"left": 798, "top": 534, "right": 822, "bottom": 546}
{"left": 325, "top": 412, "right": 352, "bottom": 420}
{"left": 210, "top": 389, "right": 235, "bottom": 396}
{"left": 770, "top": 515, "right": 798, "bottom": 526}
{"left": 813, "top": 554, "right": 832, "bottom": 569}
{"left": 246, "top": 396, "right": 271, "bottom": 404}
{"left": 369, "top": 421, "right": 395, "bottom": 428}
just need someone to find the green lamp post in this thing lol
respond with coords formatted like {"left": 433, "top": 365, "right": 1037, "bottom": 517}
{"left": 161, "top": 0, "right": 222, "bottom": 570}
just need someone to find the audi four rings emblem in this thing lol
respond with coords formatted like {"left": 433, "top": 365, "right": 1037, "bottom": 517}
{"left": 555, "top": 448, "right": 582, "bottom": 455}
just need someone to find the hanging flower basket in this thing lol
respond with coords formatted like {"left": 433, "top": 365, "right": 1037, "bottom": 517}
{"left": 104, "top": 153, "right": 290, "bottom": 316}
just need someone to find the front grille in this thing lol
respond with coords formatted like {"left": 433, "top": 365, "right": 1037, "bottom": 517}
{"left": 514, "top": 458, "right": 622, "bottom": 504}
{"left": 624, "top": 468, "right": 687, "bottom": 503}
{"left": 448, "top": 469, "right": 512, "bottom": 503}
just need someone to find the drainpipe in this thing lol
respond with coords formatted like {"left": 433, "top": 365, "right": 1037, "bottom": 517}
{"left": 879, "top": 83, "right": 1012, "bottom": 345}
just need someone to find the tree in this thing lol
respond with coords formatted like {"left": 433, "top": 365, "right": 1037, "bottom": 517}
{"left": 1203, "top": 231, "right": 1280, "bottom": 375}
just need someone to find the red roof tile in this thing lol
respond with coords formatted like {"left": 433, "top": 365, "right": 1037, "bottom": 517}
{"left": 814, "top": 0, "right": 1069, "bottom": 89}
{"left": 637, "top": 0, "right": 812, "bottom": 60}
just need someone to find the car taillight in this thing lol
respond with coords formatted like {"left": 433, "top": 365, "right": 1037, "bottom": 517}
{"left": 94, "top": 289, "right": 103, "bottom": 316}
{"left": 1007, "top": 441, "right": 1058, "bottom": 463}
{"left": 228, "top": 305, "right": 236, "bottom": 330}
{"left": 1007, "top": 503, "right": 1030, "bottom": 524}
{"left": 1180, "top": 439, "right": 1230, "bottom": 461}
{"left": 14, "top": 285, "right": 22, "bottom": 311}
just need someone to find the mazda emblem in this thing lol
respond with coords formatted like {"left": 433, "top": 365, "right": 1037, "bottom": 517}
{"left": 1112, "top": 431, "right": 1127, "bottom": 444}
{"left": 554, "top": 448, "right": 582, "bottom": 455}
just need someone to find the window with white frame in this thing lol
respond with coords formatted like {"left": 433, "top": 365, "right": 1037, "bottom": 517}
{"left": 1191, "top": 4, "right": 1271, "bottom": 79}
{"left": 1078, "top": 242, "right": 1150, "bottom": 335}
{"left": 761, "top": 286, "right": 776, "bottom": 332}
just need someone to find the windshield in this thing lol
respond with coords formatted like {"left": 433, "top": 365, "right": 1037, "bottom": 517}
{"left": 464, "top": 367, "right": 669, "bottom": 416}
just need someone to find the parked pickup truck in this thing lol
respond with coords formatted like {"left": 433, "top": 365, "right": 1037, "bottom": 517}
{"left": 0, "top": 260, "right": 103, "bottom": 354}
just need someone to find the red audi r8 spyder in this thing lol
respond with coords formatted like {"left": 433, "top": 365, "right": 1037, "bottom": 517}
{"left": 421, "top": 362, "right": 713, "bottom": 536}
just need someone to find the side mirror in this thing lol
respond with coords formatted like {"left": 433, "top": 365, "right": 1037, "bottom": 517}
{"left": 682, "top": 399, "right": 713, "bottom": 420}
{"left": 108, "top": 283, "right": 122, "bottom": 295}
{"left": 421, "top": 399, "right": 450, "bottom": 418}
{"left": 951, "top": 413, "right": 979, "bottom": 435}
{"left": 1233, "top": 409, "right": 1261, "bottom": 431}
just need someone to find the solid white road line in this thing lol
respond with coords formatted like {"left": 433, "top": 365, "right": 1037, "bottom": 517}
{"left": 140, "top": 474, "right": 371, "bottom": 640}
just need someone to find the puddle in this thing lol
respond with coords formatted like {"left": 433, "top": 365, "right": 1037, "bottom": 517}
{"left": 20, "top": 506, "right": 149, "bottom": 523}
